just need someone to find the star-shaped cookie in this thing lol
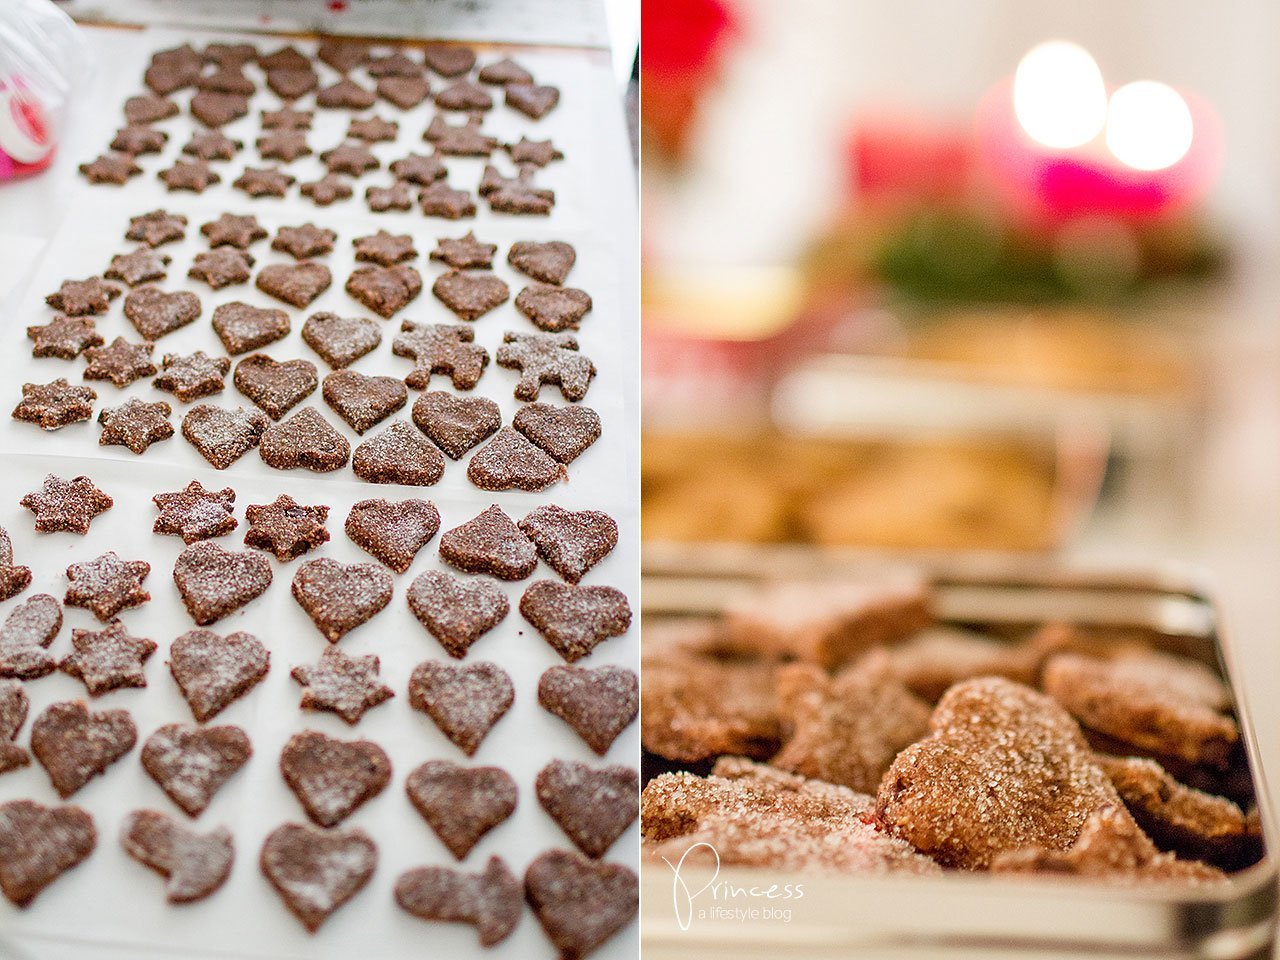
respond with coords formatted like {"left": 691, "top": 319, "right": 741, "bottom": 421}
{"left": 20, "top": 475, "right": 113, "bottom": 534}
{"left": 153, "top": 481, "right": 237, "bottom": 543}
{"left": 60, "top": 621, "right": 158, "bottom": 696}
{"left": 98, "top": 399, "right": 175, "bottom": 454}
{"left": 291, "top": 647, "right": 394, "bottom": 724}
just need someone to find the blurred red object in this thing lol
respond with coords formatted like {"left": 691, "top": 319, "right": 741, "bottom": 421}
{"left": 847, "top": 115, "right": 974, "bottom": 206}
{"left": 641, "top": 0, "right": 738, "bottom": 161}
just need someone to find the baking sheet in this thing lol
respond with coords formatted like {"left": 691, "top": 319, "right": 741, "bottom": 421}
{"left": 0, "top": 25, "right": 638, "bottom": 960}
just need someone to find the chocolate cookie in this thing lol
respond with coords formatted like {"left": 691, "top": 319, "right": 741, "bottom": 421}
{"left": 540, "top": 665, "right": 638, "bottom": 756}
{"left": 188, "top": 248, "right": 254, "bottom": 289}
{"left": 435, "top": 80, "right": 493, "bottom": 112}
{"left": 13, "top": 379, "right": 96, "bottom": 430}
{"left": 508, "top": 240, "right": 575, "bottom": 284}
{"left": 323, "top": 370, "right": 407, "bottom": 433}
{"left": 512, "top": 402, "right": 602, "bottom": 463}
{"left": 395, "top": 857, "right": 521, "bottom": 947}
{"left": 429, "top": 231, "right": 496, "bottom": 270}
{"left": 365, "top": 181, "right": 414, "bottom": 213}
{"left": 479, "top": 165, "right": 554, "bottom": 215}
{"left": 407, "top": 570, "right": 508, "bottom": 658}
{"left": 496, "top": 331, "right": 596, "bottom": 402}
{"left": 261, "top": 823, "right": 377, "bottom": 933}
{"left": 0, "top": 594, "right": 63, "bottom": 680}
{"left": 154, "top": 351, "right": 231, "bottom": 401}
{"left": 423, "top": 44, "right": 475, "bottom": 77}
{"left": 198, "top": 65, "right": 254, "bottom": 95}
{"left": 0, "top": 680, "right": 28, "bottom": 773}
{"left": 21, "top": 474, "right": 112, "bottom": 534}
{"left": 515, "top": 284, "right": 592, "bottom": 332}
{"left": 189, "top": 90, "right": 249, "bottom": 127}
{"left": 142, "top": 723, "right": 251, "bottom": 816}
{"left": 158, "top": 159, "right": 221, "bottom": 193}
{"left": 84, "top": 338, "right": 157, "bottom": 388}
{"left": 234, "top": 354, "right": 319, "bottom": 420}
{"left": 318, "top": 39, "right": 369, "bottom": 73}
{"left": 439, "top": 505, "right": 536, "bottom": 580}
{"left": 106, "top": 248, "right": 170, "bottom": 286}
{"left": 256, "top": 262, "right": 332, "bottom": 308}
{"left": 519, "top": 581, "right": 632, "bottom": 662}
{"left": 432, "top": 270, "right": 509, "bottom": 321}
{"left": 212, "top": 302, "right": 290, "bottom": 354}
{"left": 316, "top": 77, "right": 378, "bottom": 110}
{"left": 302, "top": 312, "right": 381, "bottom": 368}
{"left": 467, "top": 427, "right": 565, "bottom": 492}
{"left": 98, "top": 398, "right": 174, "bottom": 454}
{"left": 0, "top": 800, "right": 96, "bottom": 906}
{"left": 519, "top": 506, "right": 618, "bottom": 583}
{"left": 348, "top": 115, "right": 398, "bottom": 142}
{"left": 405, "top": 761, "right": 517, "bottom": 860}
{"left": 27, "top": 315, "right": 103, "bottom": 359}
{"left": 392, "top": 321, "right": 489, "bottom": 390}
{"left": 292, "top": 558, "right": 394, "bottom": 641}
{"left": 46, "top": 276, "right": 120, "bottom": 316}
{"left": 260, "top": 407, "right": 351, "bottom": 472}
{"left": 280, "top": 730, "right": 391, "bottom": 827}
{"left": 244, "top": 495, "right": 330, "bottom": 561}
{"left": 389, "top": 152, "right": 447, "bottom": 185}
{"left": 169, "top": 629, "right": 269, "bottom": 721}
{"left": 272, "top": 223, "right": 336, "bottom": 260}
{"left": 479, "top": 57, "right": 533, "bottom": 86}
{"left": 345, "top": 263, "right": 423, "bottom": 318}
{"left": 0, "top": 530, "right": 29, "bottom": 604}
{"left": 368, "top": 51, "right": 423, "bottom": 78}
{"left": 266, "top": 67, "right": 318, "bottom": 101}
{"left": 537, "top": 760, "right": 638, "bottom": 858}
{"left": 409, "top": 660, "right": 514, "bottom": 756}
{"left": 257, "top": 46, "right": 309, "bottom": 72}
{"left": 65, "top": 552, "right": 151, "bottom": 620}
{"left": 32, "top": 700, "right": 136, "bottom": 798}
{"left": 524, "top": 850, "right": 637, "bottom": 958}
{"left": 182, "top": 404, "right": 269, "bottom": 469}
{"left": 206, "top": 42, "right": 256, "bottom": 68}
{"left": 125, "top": 95, "right": 179, "bottom": 125}
{"left": 153, "top": 480, "right": 237, "bottom": 543}
{"left": 201, "top": 213, "right": 267, "bottom": 248}
{"left": 419, "top": 181, "right": 476, "bottom": 219}
{"left": 320, "top": 141, "right": 379, "bottom": 175}
{"left": 262, "top": 106, "right": 314, "bottom": 129}
{"left": 411, "top": 391, "right": 500, "bottom": 459}
{"left": 345, "top": 498, "right": 440, "bottom": 573}
{"left": 424, "top": 115, "right": 497, "bottom": 156}
{"left": 378, "top": 75, "right": 432, "bottom": 110}
{"left": 300, "top": 173, "right": 353, "bottom": 206}
{"left": 123, "top": 287, "right": 200, "bottom": 339}
{"left": 292, "top": 646, "right": 394, "bottom": 724}
{"left": 80, "top": 153, "right": 142, "bottom": 185}
{"left": 506, "top": 83, "right": 560, "bottom": 119}
{"left": 121, "top": 809, "right": 234, "bottom": 903}
{"left": 172, "top": 541, "right": 272, "bottom": 625}
{"left": 60, "top": 621, "right": 157, "bottom": 696}
{"left": 233, "top": 166, "right": 296, "bottom": 199}
{"left": 503, "top": 136, "right": 564, "bottom": 167}
{"left": 351, "top": 420, "right": 446, "bottom": 486}
{"left": 182, "top": 129, "right": 241, "bottom": 161}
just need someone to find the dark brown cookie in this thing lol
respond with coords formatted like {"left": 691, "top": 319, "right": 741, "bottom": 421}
{"left": 301, "top": 312, "right": 381, "bottom": 369}
{"left": 256, "top": 261, "right": 332, "bottom": 308}
{"left": 348, "top": 115, "right": 398, "bottom": 142}
{"left": 292, "top": 647, "right": 394, "bottom": 724}
{"left": 84, "top": 338, "right": 157, "bottom": 388}
{"left": 407, "top": 570, "right": 508, "bottom": 658}
{"left": 354, "top": 229, "right": 417, "bottom": 266}
{"left": 46, "top": 276, "right": 120, "bottom": 316}
{"left": 405, "top": 761, "right": 517, "bottom": 860}
{"left": 142, "top": 723, "right": 251, "bottom": 816}
{"left": 316, "top": 77, "right": 378, "bottom": 110}
{"left": 440, "top": 505, "right": 537, "bottom": 580}
{"left": 536, "top": 760, "right": 637, "bottom": 858}
{"left": 106, "top": 248, "right": 170, "bottom": 286}
{"left": 506, "top": 83, "right": 560, "bottom": 119}
{"left": 503, "top": 136, "right": 564, "bottom": 168}
{"left": 318, "top": 39, "right": 369, "bottom": 73}
{"left": 123, "top": 287, "right": 200, "bottom": 339}
{"left": 344, "top": 498, "right": 440, "bottom": 574}
{"left": 423, "top": 44, "right": 476, "bottom": 77}
{"left": 98, "top": 398, "right": 174, "bottom": 454}
{"left": 188, "top": 248, "right": 254, "bottom": 289}
{"left": 152, "top": 481, "right": 237, "bottom": 543}
{"left": 243, "top": 495, "right": 330, "bottom": 561}
{"left": 145, "top": 45, "right": 202, "bottom": 95}
{"left": 80, "top": 153, "right": 142, "bottom": 185}
{"left": 378, "top": 75, "right": 432, "bottom": 109}
{"left": 65, "top": 552, "right": 151, "bottom": 620}
{"left": 234, "top": 354, "right": 319, "bottom": 420}
{"left": 519, "top": 506, "right": 618, "bottom": 583}
{"left": 520, "top": 581, "right": 632, "bottom": 663}
{"left": 233, "top": 166, "right": 296, "bottom": 199}
{"left": 197, "top": 65, "right": 255, "bottom": 95}
{"left": 524, "top": 849, "right": 637, "bottom": 958}
{"left": 516, "top": 284, "right": 592, "bottom": 332}
{"left": 257, "top": 46, "right": 310, "bottom": 72}
{"left": 261, "top": 823, "right": 377, "bottom": 933}
{"left": 424, "top": 114, "right": 497, "bottom": 157}
{"left": 539, "top": 665, "right": 638, "bottom": 756}
{"left": 182, "top": 129, "right": 241, "bottom": 161}
{"left": 0, "top": 530, "right": 30, "bottom": 602}
{"left": 27, "top": 315, "right": 103, "bottom": 359}
{"left": 206, "top": 42, "right": 256, "bottom": 68}
{"left": 190, "top": 90, "right": 249, "bottom": 127}
{"left": 201, "top": 213, "right": 267, "bottom": 248}
{"left": 395, "top": 857, "right": 521, "bottom": 947}
{"left": 367, "top": 51, "right": 423, "bottom": 78}
{"left": 512, "top": 402, "right": 602, "bottom": 463}
{"left": 121, "top": 809, "right": 234, "bottom": 903}
{"left": 280, "top": 730, "right": 392, "bottom": 827}
{"left": 497, "top": 331, "right": 596, "bottom": 402}
{"left": 0, "top": 594, "right": 62, "bottom": 680}
{"left": 479, "top": 164, "right": 554, "bottom": 215}
{"left": 292, "top": 558, "right": 393, "bottom": 641}
{"left": 262, "top": 106, "right": 314, "bottom": 130}
{"left": 389, "top": 152, "right": 447, "bottom": 185}
{"left": 346, "top": 263, "right": 423, "bottom": 318}
{"left": 320, "top": 140, "right": 379, "bottom": 175}
{"left": 467, "top": 427, "right": 565, "bottom": 492}
{"left": 158, "top": 158, "right": 221, "bottom": 193}
{"left": 125, "top": 94, "right": 179, "bottom": 125}
{"left": 154, "top": 351, "right": 231, "bottom": 401}
{"left": 212, "top": 302, "right": 289, "bottom": 355}
{"left": 430, "top": 231, "right": 496, "bottom": 269}
{"left": 409, "top": 660, "right": 514, "bottom": 756}
{"left": 169, "top": 629, "right": 269, "bottom": 722}
{"left": 12, "top": 379, "right": 96, "bottom": 430}
{"left": 411, "top": 391, "right": 499, "bottom": 459}
{"left": 266, "top": 67, "right": 318, "bottom": 101}
{"left": 392, "top": 321, "right": 488, "bottom": 390}
{"left": 260, "top": 407, "right": 351, "bottom": 472}
{"left": 32, "top": 700, "right": 136, "bottom": 798}
{"left": 419, "top": 180, "right": 477, "bottom": 218}
{"left": 300, "top": 173, "right": 353, "bottom": 206}
{"left": 60, "top": 621, "right": 157, "bottom": 696}
{"left": 20, "top": 474, "right": 112, "bottom": 534}
{"left": 0, "top": 800, "right": 96, "bottom": 906}
{"left": 352, "top": 420, "right": 446, "bottom": 485}
{"left": 273, "top": 224, "right": 336, "bottom": 260}
{"left": 182, "top": 404, "right": 269, "bottom": 468}
{"left": 172, "top": 541, "right": 272, "bottom": 625}
{"left": 365, "top": 181, "right": 414, "bottom": 213}
{"left": 432, "top": 270, "right": 509, "bottom": 321}
{"left": 323, "top": 370, "right": 407, "bottom": 433}
{"left": 435, "top": 80, "right": 493, "bottom": 112}
{"left": 0, "top": 679, "right": 28, "bottom": 771}
{"left": 479, "top": 57, "right": 533, "bottom": 86}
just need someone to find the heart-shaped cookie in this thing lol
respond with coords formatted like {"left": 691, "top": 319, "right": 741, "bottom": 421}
{"left": 169, "top": 629, "right": 270, "bottom": 721}
{"left": 259, "top": 407, "right": 351, "bottom": 472}
{"left": 291, "top": 558, "right": 394, "bottom": 641}
{"left": 345, "top": 498, "right": 440, "bottom": 573}
{"left": 261, "top": 822, "right": 377, "bottom": 932}
{"left": 409, "top": 660, "right": 513, "bottom": 756}
{"left": 508, "top": 240, "right": 576, "bottom": 285}
{"left": 511, "top": 402, "right": 601, "bottom": 463}
{"left": 182, "top": 404, "right": 269, "bottom": 469}
{"left": 407, "top": 570, "right": 509, "bottom": 658}
{"left": 141, "top": 722, "right": 252, "bottom": 817}
{"left": 123, "top": 287, "right": 201, "bottom": 340}
{"left": 432, "top": 270, "right": 510, "bottom": 321}
{"left": 280, "top": 730, "right": 391, "bottom": 827}
{"left": 466, "top": 427, "right": 565, "bottom": 492}
{"left": 518, "top": 506, "right": 619, "bottom": 584}
{"left": 514, "top": 283, "right": 592, "bottom": 332}
{"left": 322, "top": 370, "right": 407, "bottom": 433}
{"left": 505, "top": 83, "right": 559, "bottom": 119}
{"left": 0, "top": 680, "right": 29, "bottom": 773}
{"left": 439, "top": 505, "right": 537, "bottom": 580}
{"left": 301, "top": 312, "right": 381, "bottom": 369}
{"left": 352, "top": 420, "right": 446, "bottom": 486}
{"left": 876, "top": 676, "right": 1130, "bottom": 870}
{"left": 255, "top": 261, "right": 332, "bottom": 308}
{"left": 423, "top": 43, "right": 475, "bottom": 77}
{"left": 536, "top": 760, "right": 637, "bottom": 859}
{"left": 234, "top": 354, "right": 318, "bottom": 420}
{"left": 538, "top": 665, "right": 638, "bottom": 756}
{"left": 345, "top": 264, "right": 423, "bottom": 318}
{"left": 173, "top": 541, "right": 273, "bottom": 625}
{"left": 121, "top": 809, "right": 234, "bottom": 903}
{"left": 519, "top": 581, "right": 632, "bottom": 663}
{"left": 0, "top": 799, "right": 96, "bottom": 906}
{"left": 411, "top": 391, "right": 500, "bottom": 459}
{"left": 0, "top": 593, "right": 62, "bottom": 679}
{"left": 525, "top": 849, "right": 637, "bottom": 958}
{"left": 212, "top": 302, "right": 290, "bottom": 354}
{"left": 395, "top": 856, "right": 521, "bottom": 947}
{"left": 31, "top": 700, "right": 137, "bottom": 798}
{"left": 405, "top": 760, "right": 517, "bottom": 859}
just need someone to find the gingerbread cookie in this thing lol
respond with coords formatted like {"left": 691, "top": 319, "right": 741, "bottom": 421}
{"left": 0, "top": 530, "right": 30, "bottom": 602}
{"left": 345, "top": 498, "right": 440, "bottom": 573}
{"left": 318, "top": 39, "right": 369, "bottom": 73}
{"left": 515, "top": 284, "right": 592, "bottom": 332}
{"left": 189, "top": 90, "right": 249, "bottom": 127}
{"left": 142, "top": 723, "right": 251, "bottom": 816}
{"left": 479, "top": 58, "right": 533, "bottom": 86}
{"left": 505, "top": 83, "right": 560, "bottom": 119}
{"left": 503, "top": 137, "right": 563, "bottom": 167}
{"left": 432, "top": 270, "right": 509, "bottom": 321}
{"left": 46, "top": 277, "right": 119, "bottom": 316}
{"left": 520, "top": 581, "right": 631, "bottom": 663}
{"left": 0, "top": 680, "right": 29, "bottom": 772}
{"left": 122, "top": 287, "right": 200, "bottom": 339}
{"left": 266, "top": 68, "right": 318, "bottom": 101}
{"left": 407, "top": 570, "right": 508, "bottom": 658}
{"left": 80, "top": 153, "right": 142, "bottom": 185}
{"left": 537, "top": 760, "right": 637, "bottom": 859}
{"left": 121, "top": 809, "right": 234, "bottom": 903}
{"left": 172, "top": 541, "right": 272, "bottom": 625}
{"left": 467, "top": 427, "right": 565, "bottom": 492}
{"left": 125, "top": 95, "right": 179, "bottom": 125}
{"left": 408, "top": 660, "right": 513, "bottom": 756}
{"left": 316, "top": 77, "right": 378, "bottom": 110}
{"left": 84, "top": 338, "right": 157, "bottom": 388}
{"left": 233, "top": 166, "right": 296, "bottom": 199}
{"left": 256, "top": 261, "right": 332, "bottom": 308}
{"left": 524, "top": 850, "right": 636, "bottom": 960}
{"left": 378, "top": 75, "right": 432, "bottom": 110}
{"left": 519, "top": 505, "right": 618, "bottom": 583}
{"left": 152, "top": 481, "right": 236, "bottom": 543}
{"left": 169, "top": 629, "right": 269, "bottom": 721}
{"left": 368, "top": 51, "right": 423, "bottom": 78}
{"left": 508, "top": 240, "right": 575, "bottom": 284}
{"left": 320, "top": 141, "right": 379, "bottom": 175}
{"left": 27, "top": 315, "right": 103, "bottom": 359}
{"left": 65, "top": 552, "right": 150, "bottom": 621}
{"left": 353, "top": 229, "right": 418, "bottom": 266}
{"left": 395, "top": 857, "right": 521, "bottom": 947}
{"left": 0, "top": 799, "right": 96, "bottom": 906}
{"left": 0, "top": 594, "right": 63, "bottom": 680}
{"left": 430, "top": 231, "right": 496, "bottom": 270}
{"left": 322, "top": 370, "right": 407, "bottom": 433}
{"left": 423, "top": 44, "right": 475, "bottom": 77}
{"left": 495, "top": 331, "right": 596, "bottom": 402}
{"left": 389, "top": 152, "right": 446, "bottom": 185}
{"left": 106, "top": 248, "right": 170, "bottom": 286}
{"left": 188, "top": 248, "right": 254, "bottom": 289}
{"left": 158, "top": 158, "right": 221, "bottom": 193}
{"left": 98, "top": 398, "right": 174, "bottom": 454}
{"left": 392, "top": 321, "right": 489, "bottom": 390}
{"left": 182, "top": 129, "right": 241, "bottom": 161}
{"left": 419, "top": 181, "right": 476, "bottom": 219}
{"left": 300, "top": 174, "right": 353, "bottom": 206}
{"left": 405, "top": 761, "right": 517, "bottom": 860}
{"left": 262, "top": 106, "right": 313, "bottom": 129}
{"left": 365, "top": 181, "right": 414, "bottom": 213}
{"left": 512, "top": 403, "right": 601, "bottom": 464}
{"left": 21, "top": 474, "right": 112, "bottom": 534}
{"left": 435, "top": 80, "right": 493, "bottom": 112}
{"left": 883, "top": 626, "right": 1040, "bottom": 702}
{"left": 201, "top": 213, "right": 267, "bottom": 248}
{"left": 425, "top": 115, "right": 497, "bottom": 156}
{"left": 348, "top": 115, "right": 398, "bottom": 142}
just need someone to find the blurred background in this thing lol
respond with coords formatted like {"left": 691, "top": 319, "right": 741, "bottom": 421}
{"left": 640, "top": 0, "right": 1280, "bottom": 570}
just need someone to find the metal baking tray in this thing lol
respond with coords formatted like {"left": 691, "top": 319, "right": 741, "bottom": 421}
{"left": 639, "top": 554, "right": 1277, "bottom": 959}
